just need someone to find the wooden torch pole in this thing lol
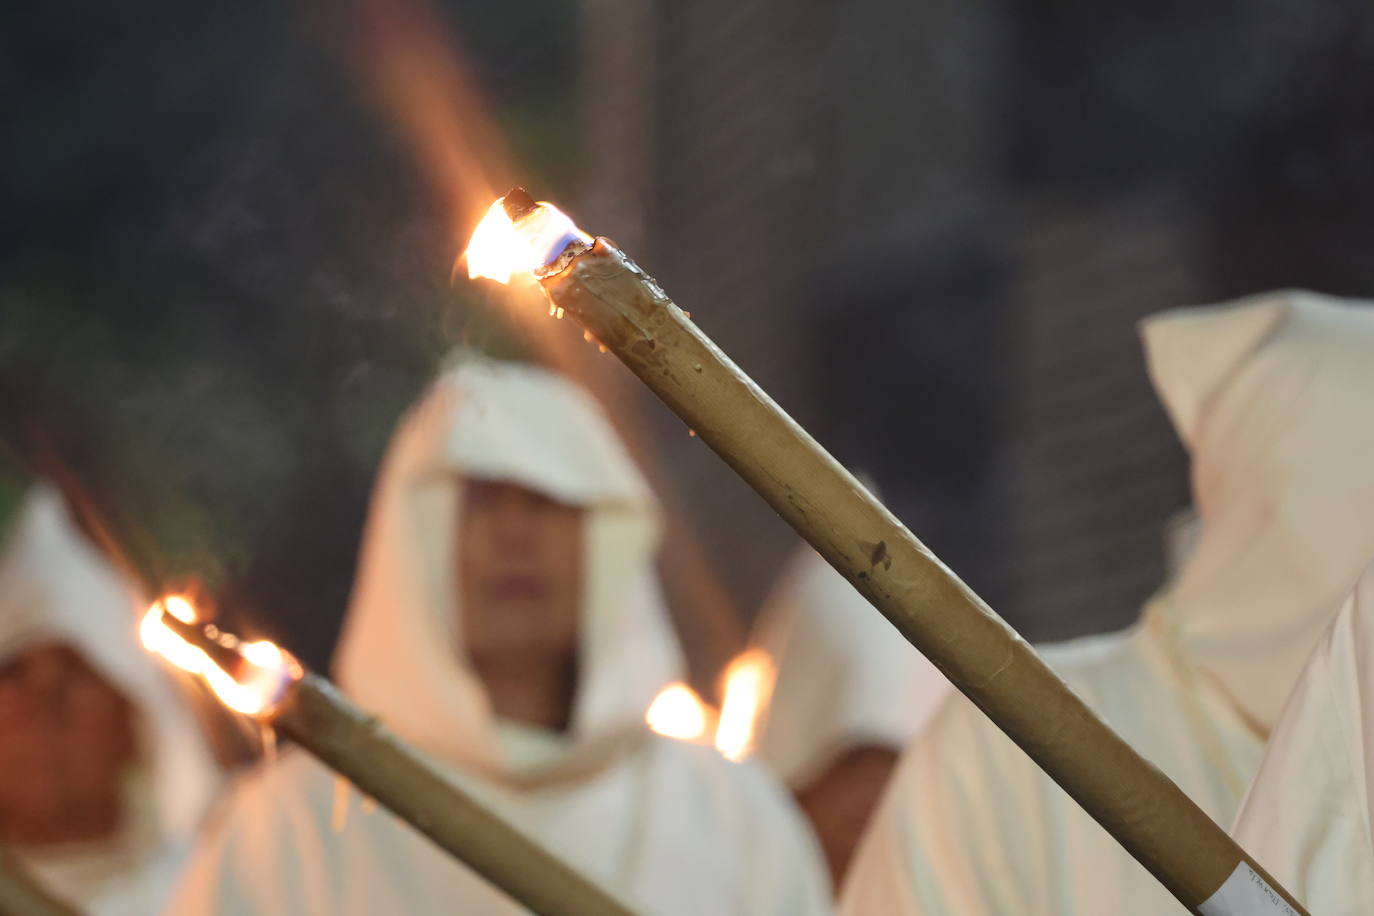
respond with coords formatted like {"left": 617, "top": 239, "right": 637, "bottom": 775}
{"left": 156, "top": 613, "right": 636, "bottom": 916}
{"left": 0, "top": 846, "right": 82, "bottom": 916}
{"left": 493, "top": 190, "right": 1305, "bottom": 915}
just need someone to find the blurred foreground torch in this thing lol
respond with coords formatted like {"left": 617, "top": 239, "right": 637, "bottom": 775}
{"left": 141, "top": 597, "right": 634, "bottom": 916}
{"left": 464, "top": 189, "right": 1306, "bottom": 916}
{"left": 0, "top": 846, "right": 81, "bottom": 916}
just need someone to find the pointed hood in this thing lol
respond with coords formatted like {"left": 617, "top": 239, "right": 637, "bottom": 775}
{"left": 334, "top": 359, "right": 684, "bottom": 780}
{"left": 1140, "top": 290, "right": 1374, "bottom": 731}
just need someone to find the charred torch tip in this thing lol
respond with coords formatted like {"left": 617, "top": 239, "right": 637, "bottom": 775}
{"left": 501, "top": 187, "right": 540, "bottom": 222}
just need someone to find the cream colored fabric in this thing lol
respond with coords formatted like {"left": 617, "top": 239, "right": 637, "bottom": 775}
{"left": 167, "top": 360, "right": 830, "bottom": 915}
{"left": 334, "top": 359, "right": 678, "bottom": 780}
{"left": 1146, "top": 291, "right": 1374, "bottom": 732}
{"left": 1230, "top": 559, "right": 1374, "bottom": 915}
{"left": 753, "top": 541, "right": 952, "bottom": 790}
{"left": 0, "top": 484, "right": 220, "bottom": 915}
{"left": 839, "top": 291, "right": 1374, "bottom": 915}
{"left": 839, "top": 614, "right": 1262, "bottom": 915}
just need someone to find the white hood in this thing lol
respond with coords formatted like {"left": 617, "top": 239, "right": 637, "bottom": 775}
{"left": 334, "top": 359, "right": 685, "bottom": 779}
{"left": 838, "top": 290, "right": 1374, "bottom": 916}
{"left": 752, "top": 542, "right": 952, "bottom": 789}
{"left": 1142, "top": 289, "right": 1374, "bottom": 732}
{"left": 166, "top": 361, "right": 833, "bottom": 916}
{"left": 0, "top": 483, "right": 219, "bottom": 914}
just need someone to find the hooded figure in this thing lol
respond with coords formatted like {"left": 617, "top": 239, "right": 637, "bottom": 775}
{"left": 751, "top": 541, "right": 951, "bottom": 885}
{"left": 0, "top": 483, "right": 220, "bottom": 915}
{"left": 838, "top": 290, "right": 1374, "bottom": 915}
{"left": 166, "top": 360, "right": 829, "bottom": 915}
{"left": 1228, "top": 558, "right": 1374, "bottom": 915}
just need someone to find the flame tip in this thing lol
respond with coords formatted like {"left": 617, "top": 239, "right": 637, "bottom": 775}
{"left": 463, "top": 194, "right": 590, "bottom": 285}
{"left": 714, "top": 649, "right": 777, "bottom": 762}
{"left": 647, "top": 682, "right": 715, "bottom": 742}
{"left": 142, "top": 594, "right": 297, "bottom": 717}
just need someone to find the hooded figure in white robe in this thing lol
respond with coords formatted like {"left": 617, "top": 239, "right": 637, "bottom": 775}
{"left": 839, "top": 290, "right": 1374, "bottom": 915}
{"left": 0, "top": 483, "right": 220, "bottom": 915}
{"left": 1229, "top": 557, "right": 1374, "bottom": 915}
{"left": 751, "top": 541, "right": 951, "bottom": 884}
{"left": 166, "top": 360, "right": 830, "bottom": 915}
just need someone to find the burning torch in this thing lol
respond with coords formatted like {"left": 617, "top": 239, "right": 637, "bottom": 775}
{"left": 139, "top": 596, "right": 635, "bottom": 916}
{"left": 462, "top": 188, "right": 1307, "bottom": 916}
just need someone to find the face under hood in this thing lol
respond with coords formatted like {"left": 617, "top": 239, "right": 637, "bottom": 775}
{"left": 1141, "top": 290, "right": 1374, "bottom": 732}
{"left": 0, "top": 483, "right": 219, "bottom": 848}
{"left": 334, "top": 359, "right": 685, "bottom": 780}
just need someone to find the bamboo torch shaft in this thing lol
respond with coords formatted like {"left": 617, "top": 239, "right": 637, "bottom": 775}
{"left": 538, "top": 237, "right": 1306, "bottom": 915}
{"left": 273, "top": 675, "right": 636, "bottom": 916}
{"left": 0, "top": 847, "right": 82, "bottom": 916}
{"left": 158, "top": 615, "right": 636, "bottom": 916}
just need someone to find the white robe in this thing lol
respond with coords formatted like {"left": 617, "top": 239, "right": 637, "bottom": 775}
{"left": 166, "top": 359, "right": 830, "bottom": 915}
{"left": 752, "top": 541, "right": 951, "bottom": 790}
{"left": 840, "top": 290, "right": 1374, "bottom": 915}
{"left": 0, "top": 484, "right": 220, "bottom": 915}
{"left": 1229, "top": 560, "right": 1374, "bottom": 915}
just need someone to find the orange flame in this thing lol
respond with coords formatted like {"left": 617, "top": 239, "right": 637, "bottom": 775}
{"left": 140, "top": 596, "right": 299, "bottom": 717}
{"left": 464, "top": 195, "right": 591, "bottom": 284}
{"left": 646, "top": 682, "right": 716, "bottom": 742}
{"left": 319, "top": 0, "right": 516, "bottom": 239}
{"left": 714, "top": 649, "right": 777, "bottom": 762}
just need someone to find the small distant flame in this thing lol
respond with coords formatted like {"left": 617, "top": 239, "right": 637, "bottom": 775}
{"left": 141, "top": 596, "right": 299, "bottom": 717}
{"left": 463, "top": 194, "right": 590, "bottom": 284}
{"left": 714, "top": 649, "right": 777, "bottom": 762}
{"left": 646, "top": 682, "right": 716, "bottom": 741}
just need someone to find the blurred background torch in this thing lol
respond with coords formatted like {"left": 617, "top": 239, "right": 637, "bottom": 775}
{"left": 139, "top": 595, "right": 636, "bottom": 916}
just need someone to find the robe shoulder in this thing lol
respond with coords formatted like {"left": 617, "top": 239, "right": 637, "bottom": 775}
{"left": 839, "top": 626, "right": 1246, "bottom": 916}
{"left": 639, "top": 735, "right": 833, "bottom": 910}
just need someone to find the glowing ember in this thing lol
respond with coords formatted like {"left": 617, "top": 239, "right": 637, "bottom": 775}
{"left": 646, "top": 682, "right": 715, "bottom": 741}
{"left": 714, "top": 649, "right": 777, "bottom": 762}
{"left": 463, "top": 193, "right": 591, "bottom": 284}
{"left": 141, "top": 596, "right": 299, "bottom": 717}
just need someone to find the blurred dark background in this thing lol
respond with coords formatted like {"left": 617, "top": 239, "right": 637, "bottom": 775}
{"left": 4, "top": 0, "right": 1374, "bottom": 687}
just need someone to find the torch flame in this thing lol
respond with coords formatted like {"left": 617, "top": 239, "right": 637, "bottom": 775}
{"left": 646, "top": 682, "right": 715, "bottom": 741}
{"left": 463, "top": 195, "right": 591, "bottom": 284}
{"left": 140, "top": 596, "right": 298, "bottom": 717}
{"left": 139, "top": 595, "right": 203, "bottom": 673}
{"left": 714, "top": 649, "right": 777, "bottom": 762}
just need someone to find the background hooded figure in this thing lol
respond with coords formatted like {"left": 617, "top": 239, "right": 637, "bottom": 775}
{"left": 166, "top": 359, "right": 829, "bottom": 915}
{"left": 838, "top": 291, "right": 1374, "bottom": 915}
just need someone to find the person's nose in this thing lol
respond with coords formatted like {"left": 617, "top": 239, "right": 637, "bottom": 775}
{"left": 489, "top": 494, "right": 544, "bottom": 552}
